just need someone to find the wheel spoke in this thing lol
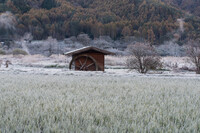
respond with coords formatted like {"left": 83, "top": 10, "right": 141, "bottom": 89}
{"left": 85, "top": 63, "right": 94, "bottom": 68}
{"left": 80, "top": 57, "right": 88, "bottom": 70}
{"left": 83, "top": 57, "right": 88, "bottom": 66}
{"left": 78, "top": 59, "right": 83, "bottom": 66}
{"left": 70, "top": 55, "right": 97, "bottom": 71}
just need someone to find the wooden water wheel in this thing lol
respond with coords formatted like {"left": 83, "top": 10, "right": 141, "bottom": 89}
{"left": 69, "top": 55, "right": 98, "bottom": 71}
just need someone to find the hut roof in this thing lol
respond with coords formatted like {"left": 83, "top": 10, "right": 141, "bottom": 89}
{"left": 64, "top": 46, "right": 115, "bottom": 56}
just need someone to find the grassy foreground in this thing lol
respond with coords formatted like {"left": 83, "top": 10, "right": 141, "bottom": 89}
{"left": 0, "top": 74, "right": 200, "bottom": 132}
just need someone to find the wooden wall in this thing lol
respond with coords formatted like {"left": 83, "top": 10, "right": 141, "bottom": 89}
{"left": 73, "top": 50, "right": 105, "bottom": 71}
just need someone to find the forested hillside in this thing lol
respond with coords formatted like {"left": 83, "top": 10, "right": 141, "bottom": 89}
{"left": 0, "top": 0, "right": 199, "bottom": 45}
{"left": 162, "top": 0, "right": 200, "bottom": 17}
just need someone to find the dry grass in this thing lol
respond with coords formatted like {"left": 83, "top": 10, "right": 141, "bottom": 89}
{"left": 105, "top": 55, "right": 127, "bottom": 66}
{"left": 1, "top": 74, "right": 200, "bottom": 132}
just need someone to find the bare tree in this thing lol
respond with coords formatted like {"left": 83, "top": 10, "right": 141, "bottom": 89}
{"left": 44, "top": 36, "right": 58, "bottom": 57}
{"left": 186, "top": 40, "right": 200, "bottom": 74}
{"left": 126, "top": 43, "right": 162, "bottom": 74}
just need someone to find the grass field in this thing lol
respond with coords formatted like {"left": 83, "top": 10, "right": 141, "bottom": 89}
{"left": 1, "top": 73, "right": 200, "bottom": 132}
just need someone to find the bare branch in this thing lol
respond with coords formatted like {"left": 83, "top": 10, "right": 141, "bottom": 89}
{"left": 186, "top": 40, "right": 200, "bottom": 74}
{"left": 126, "top": 43, "right": 162, "bottom": 74}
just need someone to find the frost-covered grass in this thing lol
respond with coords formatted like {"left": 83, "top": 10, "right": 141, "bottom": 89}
{"left": 1, "top": 74, "right": 200, "bottom": 132}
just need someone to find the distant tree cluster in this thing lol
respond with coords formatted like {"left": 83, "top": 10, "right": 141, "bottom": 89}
{"left": 0, "top": 0, "right": 199, "bottom": 44}
{"left": 127, "top": 40, "right": 200, "bottom": 74}
{"left": 127, "top": 43, "right": 162, "bottom": 73}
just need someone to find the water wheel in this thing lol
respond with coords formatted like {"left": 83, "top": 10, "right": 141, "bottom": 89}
{"left": 69, "top": 55, "right": 98, "bottom": 71}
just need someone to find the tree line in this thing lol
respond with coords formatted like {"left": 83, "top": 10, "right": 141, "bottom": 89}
{"left": 0, "top": 0, "right": 199, "bottom": 45}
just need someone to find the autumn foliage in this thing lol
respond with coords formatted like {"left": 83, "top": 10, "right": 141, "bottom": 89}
{"left": 0, "top": 0, "right": 199, "bottom": 44}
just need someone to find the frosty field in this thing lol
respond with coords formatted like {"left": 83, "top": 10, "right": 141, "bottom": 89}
{"left": 1, "top": 73, "right": 200, "bottom": 133}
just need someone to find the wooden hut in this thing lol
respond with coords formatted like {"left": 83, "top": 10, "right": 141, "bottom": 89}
{"left": 65, "top": 46, "right": 114, "bottom": 71}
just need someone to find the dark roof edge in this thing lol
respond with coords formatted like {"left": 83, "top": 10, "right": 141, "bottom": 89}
{"left": 64, "top": 46, "right": 115, "bottom": 56}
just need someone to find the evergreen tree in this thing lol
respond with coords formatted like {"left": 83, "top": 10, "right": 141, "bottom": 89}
{"left": 41, "top": 0, "right": 57, "bottom": 10}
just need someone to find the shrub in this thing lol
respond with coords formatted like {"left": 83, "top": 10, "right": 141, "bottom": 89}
{"left": 126, "top": 43, "right": 162, "bottom": 74}
{"left": 0, "top": 49, "right": 6, "bottom": 55}
{"left": 12, "top": 49, "right": 28, "bottom": 55}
